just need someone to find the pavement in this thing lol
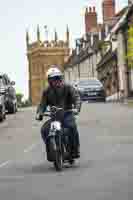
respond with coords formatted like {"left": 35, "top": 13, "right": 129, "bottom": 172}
{"left": 0, "top": 102, "right": 133, "bottom": 200}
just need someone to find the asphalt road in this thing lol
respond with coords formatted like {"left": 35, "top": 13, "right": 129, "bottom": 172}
{"left": 0, "top": 103, "right": 133, "bottom": 200}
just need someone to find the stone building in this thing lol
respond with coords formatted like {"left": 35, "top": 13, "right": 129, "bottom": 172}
{"left": 26, "top": 26, "right": 70, "bottom": 105}
{"left": 97, "top": 50, "right": 119, "bottom": 100}
{"left": 64, "top": 0, "right": 120, "bottom": 83}
{"left": 97, "top": 5, "right": 133, "bottom": 101}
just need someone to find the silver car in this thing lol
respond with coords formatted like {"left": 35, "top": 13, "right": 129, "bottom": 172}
{"left": 76, "top": 78, "right": 106, "bottom": 102}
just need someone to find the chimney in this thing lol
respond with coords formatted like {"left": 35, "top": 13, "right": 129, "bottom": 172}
{"left": 85, "top": 7, "right": 88, "bottom": 15}
{"left": 85, "top": 6, "right": 97, "bottom": 33}
{"left": 102, "top": 0, "right": 116, "bottom": 24}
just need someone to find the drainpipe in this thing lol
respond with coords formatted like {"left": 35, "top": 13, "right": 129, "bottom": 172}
{"left": 116, "top": 55, "right": 120, "bottom": 101}
{"left": 92, "top": 55, "right": 94, "bottom": 77}
{"left": 77, "top": 56, "right": 80, "bottom": 79}
{"left": 78, "top": 63, "right": 80, "bottom": 79}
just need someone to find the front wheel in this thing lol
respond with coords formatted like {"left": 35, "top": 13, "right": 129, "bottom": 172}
{"left": 54, "top": 150, "right": 63, "bottom": 171}
{"left": 54, "top": 135, "right": 63, "bottom": 171}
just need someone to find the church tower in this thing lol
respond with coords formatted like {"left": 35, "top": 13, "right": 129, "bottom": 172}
{"left": 26, "top": 26, "right": 70, "bottom": 105}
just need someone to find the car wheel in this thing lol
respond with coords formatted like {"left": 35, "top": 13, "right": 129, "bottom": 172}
{"left": 0, "top": 117, "right": 3, "bottom": 122}
{"left": 15, "top": 104, "right": 18, "bottom": 112}
{"left": 0, "top": 114, "right": 3, "bottom": 121}
{"left": 3, "top": 106, "right": 6, "bottom": 119}
{"left": 8, "top": 104, "right": 16, "bottom": 114}
{"left": 103, "top": 98, "right": 106, "bottom": 103}
{"left": 0, "top": 109, "right": 5, "bottom": 122}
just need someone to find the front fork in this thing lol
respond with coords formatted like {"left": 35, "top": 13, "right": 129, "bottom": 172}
{"left": 46, "top": 133, "right": 62, "bottom": 162}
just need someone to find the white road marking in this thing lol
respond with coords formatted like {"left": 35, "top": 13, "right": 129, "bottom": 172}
{"left": 0, "top": 143, "right": 39, "bottom": 169}
{"left": 24, "top": 143, "right": 39, "bottom": 153}
{"left": 0, "top": 176, "right": 24, "bottom": 180}
{"left": 0, "top": 160, "right": 12, "bottom": 168}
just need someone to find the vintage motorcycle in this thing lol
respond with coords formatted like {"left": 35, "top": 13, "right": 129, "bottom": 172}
{"left": 43, "top": 106, "right": 78, "bottom": 171}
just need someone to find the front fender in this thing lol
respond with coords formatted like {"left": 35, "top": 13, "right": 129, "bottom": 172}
{"left": 46, "top": 137, "right": 57, "bottom": 162}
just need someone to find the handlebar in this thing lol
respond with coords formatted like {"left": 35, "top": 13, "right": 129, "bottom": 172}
{"left": 43, "top": 108, "right": 78, "bottom": 117}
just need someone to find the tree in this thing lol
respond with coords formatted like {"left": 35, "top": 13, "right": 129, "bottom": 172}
{"left": 127, "top": 25, "right": 133, "bottom": 68}
{"left": 21, "top": 99, "right": 32, "bottom": 107}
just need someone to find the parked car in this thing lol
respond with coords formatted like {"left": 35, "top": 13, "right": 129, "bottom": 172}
{"left": 0, "top": 74, "right": 17, "bottom": 114}
{"left": 76, "top": 78, "right": 106, "bottom": 102}
{"left": 0, "top": 78, "right": 6, "bottom": 121}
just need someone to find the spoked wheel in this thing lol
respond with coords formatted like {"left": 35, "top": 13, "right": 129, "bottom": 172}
{"left": 54, "top": 150, "right": 63, "bottom": 171}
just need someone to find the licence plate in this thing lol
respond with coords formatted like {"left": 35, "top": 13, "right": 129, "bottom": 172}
{"left": 88, "top": 92, "right": 96, "bottom": 96}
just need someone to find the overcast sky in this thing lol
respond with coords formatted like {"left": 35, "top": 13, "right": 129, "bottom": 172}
{"left": 0, "top": 0, "right": 128, "bottom": 99}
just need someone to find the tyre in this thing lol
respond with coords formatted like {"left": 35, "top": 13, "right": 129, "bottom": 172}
{"left": 46, "top": 138, "right": 56, "bottom": 162}
{"left": 8, "top": 103, "right": 16, "bottom": 114}
{"left": 0, "top": 106, "right": 6, "bottom": 122}
{"left": 0, "top": 115, "right": 3, "bottom": 122}
{"left": 54, "top": 150, "right": 63, "bottom": 171}
{"left": 54, "top": 136, "right": 63, "bottom": 171}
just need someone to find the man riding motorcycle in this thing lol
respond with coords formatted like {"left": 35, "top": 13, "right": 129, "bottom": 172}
{"left": 36, "top": 66, "right": 81, "bottom": 158}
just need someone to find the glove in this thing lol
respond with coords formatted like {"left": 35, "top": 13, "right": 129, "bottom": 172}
{"left": 72, "top": 109, "right": 79, "bottom": 115}
{"left": 35, "top": 113, "right": 43, "bottom": 121}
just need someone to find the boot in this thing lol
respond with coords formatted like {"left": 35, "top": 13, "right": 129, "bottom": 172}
{"left": 72, "top": 146, "right": 80, "bottom": 159}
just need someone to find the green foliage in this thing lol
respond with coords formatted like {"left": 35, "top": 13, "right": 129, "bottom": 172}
{"left": 98, "top": 41, "right": 109, "bottom": 57}
{"left": 127, "top": 25, "right": 133, "bottom": 68}
{"left": 21, "top": 99, "right": 32, "bottom": 107}
{"left": 16, "top": 93, "right": 32, "bottom": 108}
{"left": 16, "top": 93, "right": 23, "bottom": 105}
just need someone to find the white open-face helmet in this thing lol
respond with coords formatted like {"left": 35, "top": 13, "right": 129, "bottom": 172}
{"left": 46, "top": 66, "right": 63, "bottom": 79}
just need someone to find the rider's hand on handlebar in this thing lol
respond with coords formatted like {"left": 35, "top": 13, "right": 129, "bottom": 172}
{"left": 72, "top": 109, "right": 79, "bottom": 115}
{"left": 35, "top": 113, "right": 43, "bottom": 121}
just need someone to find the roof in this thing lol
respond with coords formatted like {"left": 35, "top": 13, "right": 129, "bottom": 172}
{"left": 111, "top": 5, "right": 133, "bottom": 34}
{"left": 115, "top": 6, "right": 128, "bottom": 18}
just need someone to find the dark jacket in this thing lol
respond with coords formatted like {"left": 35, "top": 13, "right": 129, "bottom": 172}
{"left": 37, "top": 84, "right": 81, "bottom": 115}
